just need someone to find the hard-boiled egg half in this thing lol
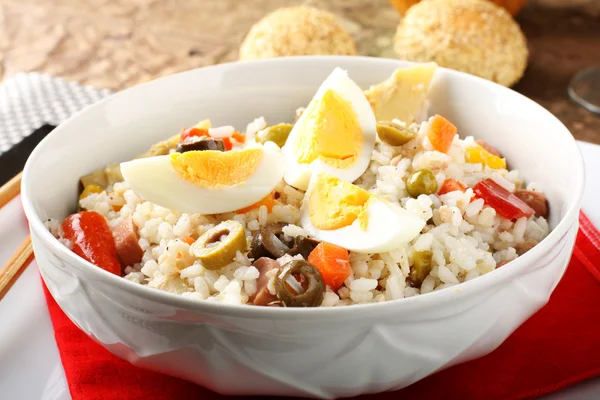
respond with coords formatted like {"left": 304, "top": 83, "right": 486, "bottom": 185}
{"left": 120, "top": 143, "right": 285, "bottom": 214}
{"left": 282, "top": 68, "right": 377, "bottom": 191}
{"left": 300, "top": 173, "right": 425, "bottom": 253}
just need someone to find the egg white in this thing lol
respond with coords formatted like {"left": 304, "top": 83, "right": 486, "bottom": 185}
{"left": 282, "top": 67, "right": 377, "bottom": 191}
{"left": 299, "top": 172, "right": 425, "bottom": 254}
{"left": 120, "top": 145, "right": 285, "bottom": 214}
{"left": 301, "top": 197, "right": 425, "bottom": 254}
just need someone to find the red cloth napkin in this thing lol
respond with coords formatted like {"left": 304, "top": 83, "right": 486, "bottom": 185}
{"left": 43, "top": 212, "right": 600, "bottom": 400}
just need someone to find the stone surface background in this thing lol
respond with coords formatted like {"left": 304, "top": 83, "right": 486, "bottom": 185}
{"left": 0, "top": 0, "right": 598, "bottom": 142}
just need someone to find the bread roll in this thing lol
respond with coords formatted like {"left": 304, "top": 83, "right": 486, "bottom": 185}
{"left": 239, "top": 7, "right": 357, "bottom": 61}
{"left": 394, "top": 0, "right": 528, "bottom": 87}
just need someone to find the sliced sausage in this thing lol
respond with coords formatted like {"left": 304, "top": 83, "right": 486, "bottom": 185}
{"left": 113, "top": 216, "right": 144, "bottom": 267}
{"left": 514, "top": 190, "right": 549, "bottom": 218}
{"left": 250, "top": 257, "right": 279, "bottom": 306}
{"left": 475, "top": 140, "right": 502, "bottom": 157}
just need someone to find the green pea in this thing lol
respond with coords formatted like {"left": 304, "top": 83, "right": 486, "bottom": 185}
{"left": 409, "top": 251, "right": 433, "bottom": 287}
{"left": 406, "top": 169, "right": 438, "bottom": 198}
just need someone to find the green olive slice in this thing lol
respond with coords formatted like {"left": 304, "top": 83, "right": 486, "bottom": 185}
{"left": 406, "top": 169, "right": 438, "bottom": 198}
{"left": 275, "top": 260, "right": 325, "bottom": 307}
{"left": 408, "top": 250, "right": 433, "bottom": 287}
{"left": 255, "top": 124, "right": 293, "bottom": 147}
{"left": 376, "top": 121, "right": 418, "bottom": 146}
{"left": 191, "top": 220, "right": 247, "bottom": 270}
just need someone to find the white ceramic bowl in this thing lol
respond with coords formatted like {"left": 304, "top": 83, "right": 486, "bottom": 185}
{"left": 22, "top": 57, "right": 585, "bottom": 398}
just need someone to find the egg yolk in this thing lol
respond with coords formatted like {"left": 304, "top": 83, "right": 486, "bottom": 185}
{"left": 290, "top": 89, "right": 362, "bottom": 169}
{"left": 308, "top": 173, "right": 372, "bottom": 231}
{"left": 170, "top": 148, "right": 262, "bottom": 188}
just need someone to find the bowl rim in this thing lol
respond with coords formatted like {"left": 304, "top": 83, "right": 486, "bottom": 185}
{"left": 21, "top": 55, "right": 586, "bottom": 319}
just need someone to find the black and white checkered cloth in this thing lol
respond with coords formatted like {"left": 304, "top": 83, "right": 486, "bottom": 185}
{"left": 0, "top": 73, "right": 110, "bottom": 154}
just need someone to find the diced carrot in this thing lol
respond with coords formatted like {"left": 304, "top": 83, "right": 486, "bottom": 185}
{"left": 235, "top": 192, "right": 275, "bottom": 214}
{"left": 232, "top": 131, "right": 246, "bottom": 143}
{"left": 180, "top": 127, "right": 210, "bottom": 142}
{"left": 181, "top": 236, "right": 195, "bottom": 245}
{"left": 112, "top": 204, "right": 123, "bottom": 212}
{"left": 308, "top": 242, "right": 351, "bottom": 291}
{"left": 438, "top": 179, "right": 468, "bottom": 195}
{"left": 427, "top": 115, "right": 457, "bottom": 153}
{"left": 176, "top": 252, "right": 183, "bottom": 259}
{"left": 222, "top": 137, "right": 233, "bottom": 151}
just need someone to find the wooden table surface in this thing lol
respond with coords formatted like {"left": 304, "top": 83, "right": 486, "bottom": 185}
{"left": 1, "top": 0, "right": 599, "bottom": 143}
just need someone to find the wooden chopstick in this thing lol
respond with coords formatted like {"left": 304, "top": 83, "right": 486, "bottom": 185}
{"left": 0, "top": 236, "right": 33, "bottom": 300}
{"left": 0, "top": 171, "right": 35, "bottom": 301}
{"left": 0, "top": 171, "right": 22, "bottom": 209}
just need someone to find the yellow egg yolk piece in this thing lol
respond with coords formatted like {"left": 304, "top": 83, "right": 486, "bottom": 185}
{"left": 291, "top": 89, "right": 362, "bottom": 169}
{"left": 308, "top": 173, "right": 372, "bottom": 231}
{"left": 356, "top": 199, "right": 374, "bottom": 231}
{"left": 170, "top": 148, "right": 262, "bottom": 188}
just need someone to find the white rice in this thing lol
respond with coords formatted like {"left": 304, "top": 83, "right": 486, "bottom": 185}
{"left": 52, "top": 115, "right": 551, "bottom": 307}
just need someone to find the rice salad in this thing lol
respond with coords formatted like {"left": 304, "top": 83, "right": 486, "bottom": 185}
{"left": 48, "top": 64, "right": 550, "bottom": 308}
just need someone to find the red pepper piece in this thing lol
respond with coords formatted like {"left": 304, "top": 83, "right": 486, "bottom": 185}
{"left": 438, "top": 178, "right": 468, "bottom": 195}
{"left": 222, "top": 137, "right": 233, "bottom": 151}
{"left": 62, "top": 211, "right": 122, "bottom": 275}
{"left": 180, "top": 127, "right": 210, "bottom": 142}
{"left": 473, "top": 179, "right": 535, "bottom": 220}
